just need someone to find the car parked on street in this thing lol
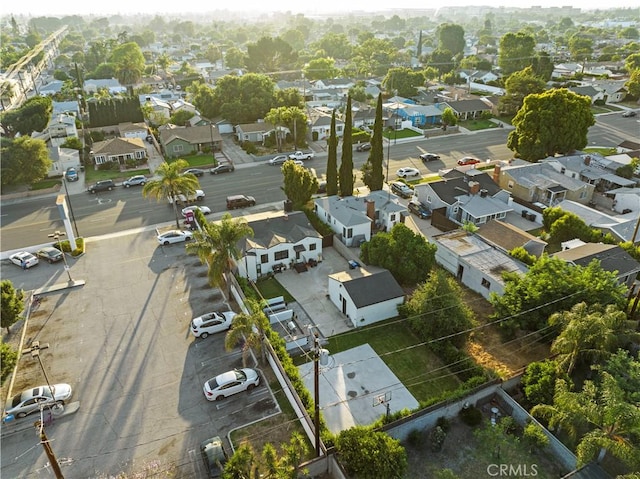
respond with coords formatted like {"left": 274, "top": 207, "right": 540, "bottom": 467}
{"left": 65, "top": 167, "right": 79, "bottom": 181}
{"left": 209, "top": 164, "right": 235, "bottom": 175}
{"left": 457, "top": 156, "right": 481, "bottom": 166}
{"left": 226, "top": 195, "right": 256, "bottom": 209}
{"left": 181, "top": 205, "right": 212, "bottom": 217}
{"left": 408, "top": 200, "right": 431, "bottom": 219}
{"left": 9, "top": 251, "right": 39, "bottom": 269}
{"left": 203, "top": 368, "right": 260, "bottom": 401}
{"left": 157, "top": 230, "right": 193, "bottom": 245}
{"left": 87, "top": 180, "right": 115, "bottom": 193}
{"left": 200, "top": 436, "right": 228, "bottom": 478}
{"left": 268, "top": 155, "right": 288, "bottom": 166}
{"left": 36, "top": 246, "right": 64, "bottom": 263}
{"left": 622, "top": 110, "right": 637, "bottom": 118}
{"left": 396, "top": 167, "right": 420, "bottom": 178}
{"left": 419, "top": 152, "right": 440, "bottom": 162}
{"left": 356, "top": 142, "right": 371, "bottom": 152}
{"left": 5, "top": 384, "right": 73, "bottom": 418}
{"left": 122, "top": 175, "right": 147, "bottom": 187}
{"left": 390, "top": 181, "right": 413, "bottom": 199}
{"left": 184, "top": 168, "right": 205, "bottom": 177}
{"left": 191, "top": 311, "right": 237, "bottom": 338}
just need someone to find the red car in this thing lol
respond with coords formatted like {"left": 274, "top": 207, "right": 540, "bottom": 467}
{"left": 457, "top": 156, "right": 481, "bottom": 166}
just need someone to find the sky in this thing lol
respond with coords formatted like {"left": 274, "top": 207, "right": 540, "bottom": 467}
{"left": 1, "top": 0, "right": 637, "bottom": 18}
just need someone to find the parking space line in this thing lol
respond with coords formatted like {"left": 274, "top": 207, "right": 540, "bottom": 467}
{"left": 200, "top": 350, "right": 241, "bottom": 367}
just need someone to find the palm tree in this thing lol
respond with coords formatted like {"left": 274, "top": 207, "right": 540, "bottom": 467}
{"left": 224, "top": 298, "right": 268, "bottom": 367}
{"left": 142, "top": 159, "right": 199, "bottom": 228}
{"left": 533, "top": 374, "right": 640, "bottom": 468}
{"left": 549, "top": 302, "right": 639, "bottom": 375}
{"left": 185, "top": 213, "right": 254, "bottom": 291}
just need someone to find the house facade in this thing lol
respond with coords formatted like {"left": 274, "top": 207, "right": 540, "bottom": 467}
{"left": 118, "top": 122, "right": 148, "bottom": 140}
{"left": 47, "top": 146, "right": 81, "bottom": 178}
{"left": 440, "top": 99, "right": 492, "bottom": 120}
{"left": 327, "top": 268, "right": 405, "bottom": 327}
{"left": 159, "top": 124, "right": 223, "bottom": 158}
{"left": 235, "top": 122, "right": 279, "bottom": 143}
{"left": 237, "top": 211, "right": 323, "bottom": 281}
{"left": 90, "top": 137, "right": 147, "bottom": 165}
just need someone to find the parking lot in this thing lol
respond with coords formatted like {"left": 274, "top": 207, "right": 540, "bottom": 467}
{"left": 1, "top": 227, "right": 278, "bottom": 478}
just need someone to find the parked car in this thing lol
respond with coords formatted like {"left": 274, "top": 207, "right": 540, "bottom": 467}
{"left": 390, "top": 181, "right": 413, "bottom": 199}
{"left": 268, "top": 155, "right": 288, "bottom": 166}
{"left": 157, "top": 230, "right": 193, "bottom": 245}
{"left": 622, "top": 110, "right": 637, "bottom": 118}
{"left": 122, "top": 175, "right": 147, "bottom": 187}
{"left": 226, "top": 195, "right": 256, "bottom": 209}
{"left": 396, "top": 167, "right": 420, "bottom": 178}
{"left": 419, "top": 152, "right": 440, "bottom": 162}
{"left": 87, "top": 180, "right": 115, "bottom": 193}
{"left": 203, "top": 368, "right": 260, "bottom": 401}
{"left": 191, "top": 311, "right": 237, "bottom": 338}
{"left": 5, "top": 384, "right": 73, "bottom": 418}
{"left": 356, "top": 142, "right": 371, "bottom": 152}
{"left": 183, "top": 168, "right": 205, "bottom": 177}
{"left": 181, "top": 205, "right": 212, "bottom": 217}
{"left": 408, "top": 200, "right": 431, "bottom": 219}
{"left": 317, "top": 180, "right": 327, "bottom": 194}
{"left": 65, "top": 167, "right": 79, "bottom": 182}
{"left": 200, "top": 436, "right": 228, "bottom": 478}
{"left": 36, "top": 246, "right": 63, "bottom": 263}
{"left": 209, "top": 164, "right": 235, "bottom": 175}
{"left": 457, "top": 156, "right": 481, "bottom": 166}
{"left": 9, "top": 251, "right": 39, "bottom": 269}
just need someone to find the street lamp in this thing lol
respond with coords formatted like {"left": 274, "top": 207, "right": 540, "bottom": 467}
{"left": 48, "top": 231, "right": 73, "bottom": 283}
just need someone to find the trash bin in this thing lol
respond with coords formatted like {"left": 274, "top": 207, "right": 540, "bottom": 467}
{"left": 284, "top": 199, "right": 293, "bottom": 212}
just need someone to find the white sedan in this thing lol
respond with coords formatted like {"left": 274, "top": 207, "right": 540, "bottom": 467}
{"left": 191, "top": 311, "right": 237, "bottom": 338}
{"left": 203, "top": 368, "right": 260, "bottom": 401}
{"left": 10, "top": 251, "right": 39, "bottom": 269}
{"left": 181, "top": 205, "right": 212, "bottom": 217}
{"left": 157, "top": 230, "right": 193, "bottom": 245}
{"left": 396, "top": 167, "right": 421, "bottom": 178}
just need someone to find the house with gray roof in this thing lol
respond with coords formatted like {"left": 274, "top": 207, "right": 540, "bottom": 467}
{"left": 476, "top": 220, "right": 547, "bottom": 258}
{"left": 314, "top": 192, "right": 408, "bottom": 247}
{"left": 39, "top": 80, "right": 64, "bottom": 96}
{"left": 236, "top": 211, "right": 323, "bottom": 281}
{"left": 235, "top": 122, "right": 284, "bottom": 144}
{"left": 440, "top": 98, "right": 492, "bottom": 120}
{"left": 159, "top": 124, "right": 223, "bottom": 158}
{"left": 327, "top": 268, "right": 405, "bottom": 327}
{"left": 414, "top": 169, "right": 512, "bottom": 227}
{"left": 540, "top": 153, "right": 637, "bottom": 191}
{"left": 308, "top": 107, "right": 344, "bottom": 140}
{"left": 494, "top": 161, "right": 595, "bottom": 207}
{"left": 83, "top": 78, "right": 126, "bottom": 95}
{"left": 47, "top": 146, "right": 80, "bottom": 178}
{"left": 554, "top": 243, "right": 640, "bottom": 289}
{"left": 606, "top": 187, "right": 640, "bottom": 214}
{"left": 118, "top": 122, "right": 148, "bottom": 140}
{"left": 434, "top": 229, "right": 529, "bottom": 299}
{"left": 91, "top": 137, "right": 147, "bottom": 166}
{"left": 567, "top": 85, "right": 605, "bottom": 104}
{"left": 555, "top": 199, "right": 640, "bottom": 243}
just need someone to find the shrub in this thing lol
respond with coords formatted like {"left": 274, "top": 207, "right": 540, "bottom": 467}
{"left": 436, "top": 416, "right": 451, "bottom": 432}
{"left": 523, "top": 422, "right": 549, "bottom": 451}
{"left": 459, "top": 405, "right": 482, "bottom": 427}
{"left": 1, "top": 342, "right": 18, "bottom": 383}
{"left": 429, "top": 426, "right": 447, "bottom": 452}
{"left": 406, "top": 428, "right": 424, "bottom": 448}
{"left": 241, "top": 141, "right": 257, "bottom": 154}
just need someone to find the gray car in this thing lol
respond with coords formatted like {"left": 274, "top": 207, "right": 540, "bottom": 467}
{"left": 123, "top": 175, "right": 147, "bottom": 187}
{"left": 5, "top": 384, "right": 73, "bottom": 418}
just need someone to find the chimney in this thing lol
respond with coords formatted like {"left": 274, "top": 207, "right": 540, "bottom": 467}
{"left": 493, "top": 164, "right": 501, "bottom": 183}
{"left": 365, "top": 199, "right": 375, "bottom": 221}
{"left": 584, "top": 155, "right": 591, "bottom": 166}
{"left": 469, "top": 181, "right": 481, "bottom": 195}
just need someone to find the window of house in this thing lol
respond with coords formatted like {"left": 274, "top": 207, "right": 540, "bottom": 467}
{"left": 274, "top": 250, "right": 289, "bottom": 261}
{"left": 580, "top": 190, "right": 587, "bottom": 199}
{"left": 173, "top": 144, "right": 183, "bottom": 153}
{"left": 309, "top": 243, "right": 317, "bottom": 251}
{"left": 481, "top": 278, "right": 491, "bottom": 289}
{"left": 507, "top": 180, "right": 514, "bottom": 189}
{"left": 260, "top": 254, "right": 268, "bottom": 264}
{"left": 390, "top": 214, "right": 396, "bottom": 221}
{"left": 343, "top": 228, "right": 353, "bottom": 239}
{"left": 426, "top": 195, "right": 432, "bottom": 203}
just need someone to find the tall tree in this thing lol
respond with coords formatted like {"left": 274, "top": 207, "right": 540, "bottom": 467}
{"left": 339, "top": 96, "right": 354, "bottom": 196}
{"left": 211, "top": 73, "right": 276, "bottom": 124}
{"left": 326, "top": 110, "right": 339, "bottom": 196}
{"left": 245, "top": 36, "right": 297, "bottom": 73}
{"left": 507, "top": 89, "right": 595, "bottom": 161}
{"left": 437, "top": 23, "right": 465, "bottom": 56}
{"left": 0, "top": 96, "right": 52, "bottom": 136}
{"left": 109, "top": 42, "right": 145, "bottom": 95}
{"left": 1, "top": 137, "right": 51, "bottom": 187}
{"left": 361, "top": 93, "right": 385, "bottom": 191}
{"left": 498, "top": 32, "right": 536, "bottom": 77}
{"left": 1, "top": 280, "right": 24, "bottom": 334}
{"left": 303, "top": 57, "right": 339, "bottom": 80}
{"left": 185, "top": 213, "right": 254, "bottom": 292}
{"left": 499, "top": 66, "right": 546, "bottom": 116}
{"left": 281, "top": 161, "right": 318, "bottom": 209}
{"left": 382, "top": 67, "right": 426, "bottom": 97}
{"left": 141, "top": 159, "right": 199, "bottom": 228}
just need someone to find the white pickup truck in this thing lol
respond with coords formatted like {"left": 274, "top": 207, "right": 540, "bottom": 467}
{"left": 168, "top": 189, "right": 205, "bottom": 205}
{"left": 288, "top": 150, "right": 314, "bottom": 161}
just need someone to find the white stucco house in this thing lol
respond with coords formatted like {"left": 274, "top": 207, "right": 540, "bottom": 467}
{"left": 47, "top": 146, "right": 81, "bottom": 178}
{"left": 314, "top": 192, "right": 408, "bottom": 247}
{"left": 327, "top": 267, "right": 405, "bottom": 327}
{"left": 237, "top": 211, "right": 323, "bottom": 281}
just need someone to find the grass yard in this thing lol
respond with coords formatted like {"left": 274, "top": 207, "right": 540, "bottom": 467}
{"left": 167, "top": 153, "right": 217, "bottom": 168}
{"left": 459, "top": 119, "right": 498, "bottom": 131}
{"left": 325, "top": 320, "right": 461, "bottom": 404}
{"left": 255, "top": 277, "right": 296, "bottom": 303}
{"left": 384, "top": 129, "right": 423, "bottom": 140}
{"left": 31, "top": 178, "right": 61, "bottom": 190}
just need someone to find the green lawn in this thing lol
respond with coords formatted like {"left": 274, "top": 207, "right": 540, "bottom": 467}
{"left": 326, "top": 320, "right": 461, "bottom": 403}
{"left": 167, "top": 153, "right": 217, "bottom": 168}
{"left": 459, "top": 119, "right": 499, "bottom": 131}
{"left": 384, "top": 129, "right": 422, "bottom": 140}
{"left": 255, "top": 277, "right": 296, "bottom": 303}
{"left": 31, "top": 178, "right": 62, "bottom": 190}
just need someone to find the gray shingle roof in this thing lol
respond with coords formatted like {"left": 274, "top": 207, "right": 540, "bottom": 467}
{"left": 332, "top": 269, "right": 404, "bottom": 308}
{"left": 242, "top": 211, "right": 322, "bottom": 250}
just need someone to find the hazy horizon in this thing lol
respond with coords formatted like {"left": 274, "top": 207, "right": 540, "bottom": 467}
{"left": 1, "top": 0, "right": 638, "bottom": 18}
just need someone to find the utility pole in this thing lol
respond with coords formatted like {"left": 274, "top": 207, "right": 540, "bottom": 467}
{"left": 34, "top": 421, "right": 65, "bottom": 478}
{"left": 22, "top": 341, "right": 53, "bottom": 391}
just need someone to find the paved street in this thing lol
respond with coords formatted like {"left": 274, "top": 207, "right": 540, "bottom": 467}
{"left": 0, "top": 229, "right": 278, "bottom": 478}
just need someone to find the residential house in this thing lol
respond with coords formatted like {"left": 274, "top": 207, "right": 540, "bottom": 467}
{"left": 616, "top": 140, "right": 640, "bottom": 154}
{"left": 555, "top": 199, "right": 640, "bottom": 243}
{"left": 434, "top": 229, "right": 529, "bottom": 299}
{"left": 237, "top": 211, "right": 323, "bottom": 281}
{"left": 494, "top": 161, "right": 595, "bottom": 206}
{"left": 476, "top": 220, "right": 547, "bottom": 258}
{"left": 384, "top": 97, "right": 443, "bottom": 127}
{"left": 327, "top": 268, "right": 405, "bottom": 327}
{"left": 606, "top": 187, "right": 640, "bottom": 214}
{"left": 170, "top": 98, "right": 199, "bottom": 116}
{"left": 235, "top": 122, "right": 279, "bottom": 144}
{"left": 312, "top": 78, "right": 355, "bottom": 91}
{"left": 459, "top": 70, "right": 499, "bottom": 84}
{"left": 159, "top": 124, "right": 223, "bottom": 158}
{"left": 440, "top": 98, "right": 492, "bottom": 120}
{"left": 567, "top": 85, "right": 605, "bottom": 104}
{"left": 52, "top": 100, "right": 81, "bottom": 117}
{"left": 47, "top": 146, "right": 80, "bottom": 178}
{"left": 554, "top": 243, "right": 640, "bottom": 289}
{"left": 551, "top": 63, "right": 583, "bottom": 79}
{"left": 90, "top": 137, "right": 147, "bottom": 166}
{"left": 83, "top": 78, "right": 126, "bottom": 95}
{"left": 414, "top": 169, "right": 512, "bottom": 227}
{"left": 314, "top": 192, "right": 408, "bottom": 247}
{"left": 144, "top": 96, "right": 173, "bottom": 121}
{"left": 352, "top": 107, "right": 376, "bottom": 130}
{"left": 308, "top": 107, "right": 344, "bottom": 140}
{"left": 39, "top": 80, "right": 64, "bottom": 96}
{"left": 118, "top": 122, "right": 148, "bottom": 140}
{"left": 540, "top": 153, "right": 637, "bottom": 191}
{"left": 45, "top": 112, "right": 78, "bottom": 147}
{"left": 591, "top": 80, "right": 627, "bottom": 102}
